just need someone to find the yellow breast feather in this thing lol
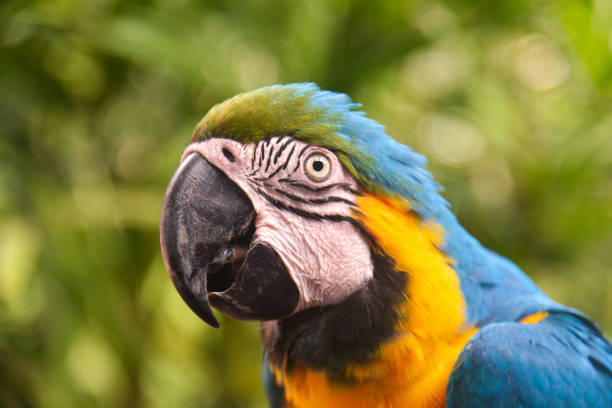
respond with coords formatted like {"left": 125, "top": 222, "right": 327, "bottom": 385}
{"left": 274, "top": 194, "right": 477, "bottom": 408}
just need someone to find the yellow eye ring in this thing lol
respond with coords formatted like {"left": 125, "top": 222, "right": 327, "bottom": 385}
{"left": 304, "top": 153, "right": 331, "bottom": 182}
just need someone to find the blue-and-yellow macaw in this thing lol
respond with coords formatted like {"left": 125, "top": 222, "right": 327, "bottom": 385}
{"left": 160, "top": 83, "right": 612, "bottom": 407}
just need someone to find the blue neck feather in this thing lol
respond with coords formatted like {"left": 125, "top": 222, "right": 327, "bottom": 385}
{"left": 291, "top": 82, "right": 566, "bottom": 326}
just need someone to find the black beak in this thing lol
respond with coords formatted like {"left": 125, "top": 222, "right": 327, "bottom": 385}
{"left": 160, "top": 153, "right": 299, "bottom": 328}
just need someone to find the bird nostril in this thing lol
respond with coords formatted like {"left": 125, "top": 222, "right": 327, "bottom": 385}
{"left": 222, "top": 147, "right": 235, "bottom": 163}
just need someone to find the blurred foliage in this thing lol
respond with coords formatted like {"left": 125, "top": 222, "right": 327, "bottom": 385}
{"left": 1, "top": 0, "right": 611, "bottom": 407}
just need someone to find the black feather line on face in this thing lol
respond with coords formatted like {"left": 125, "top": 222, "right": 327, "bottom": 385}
{"left": 278, "top": 179, "right": 357, "bottom": 194}
{"left": 308, "top": 196, "right": 356, "bottom": 206}
{"left": 258, "top": 141, "right": 265, "bottom": 169}
{"left": 273, "top": 139, "right": 292, "bottom": 165}
{"left": 292, "top": 144, "right": 310, "bottom": 173}
{"left": 249, "top": 140, "right": 296, "bottom": 181}
{"left": 264, "top": 146, "right": 274, "bottom": 172}
{"left": 282, "top": 144, "right": 296, "bottom": 170}
{"left": 257, "top": 189, "right": 356, "bottom": 223}
{"left": 273, "top": 188, "right": 310, "bottom": 204}
{"left": 262, "top": 161, "right": 287, "bottom": 181}
{"left": 264, "top": 231, "right": 408, "bottom": 383}
{"left": 271, "top": 188, "right": 357, "bottom": 208}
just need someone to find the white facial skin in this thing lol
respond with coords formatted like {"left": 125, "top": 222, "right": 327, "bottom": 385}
{"left": 183, "top": 137, "right": 373, "bottom": 312}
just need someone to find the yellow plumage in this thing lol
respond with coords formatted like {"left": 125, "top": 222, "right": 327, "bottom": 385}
{"left": 273, "top": 193, "right": 477, "bottom": 408}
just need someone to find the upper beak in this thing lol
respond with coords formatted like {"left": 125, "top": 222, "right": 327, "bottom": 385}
{"left": 160, "top": 152, "right": 299, "bottom": 328}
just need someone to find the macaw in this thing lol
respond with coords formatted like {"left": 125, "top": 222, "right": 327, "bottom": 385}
{"left": 159, "top": 83, "right": 612, "bottom": 407}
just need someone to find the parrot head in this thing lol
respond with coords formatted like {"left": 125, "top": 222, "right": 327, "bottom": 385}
{"left": 160, "top": 83, "right": 445, "bottom": 330}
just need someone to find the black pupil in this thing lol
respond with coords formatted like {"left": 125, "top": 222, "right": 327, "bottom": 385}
{"left": 312, "top": 160, "right": 324, "bottom": 172}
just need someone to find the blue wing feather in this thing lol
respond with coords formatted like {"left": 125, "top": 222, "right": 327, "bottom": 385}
{"left": 447, "top": 312, "right": 612, "bottom": 407}
{"left": 262, "top": 354, "right": 286, "bottom": 408}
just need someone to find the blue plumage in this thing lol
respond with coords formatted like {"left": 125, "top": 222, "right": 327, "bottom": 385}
{"left": 448, "top": 312, "right": 612, "bottom": 407}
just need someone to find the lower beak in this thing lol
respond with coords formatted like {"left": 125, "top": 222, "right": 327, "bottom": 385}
{"left": 160, "top": 153, "right": 299, "bottom": 328}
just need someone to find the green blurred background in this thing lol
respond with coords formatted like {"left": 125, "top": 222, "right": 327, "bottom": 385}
{"left": 1, "top": 0, "right": 611, "bottom": 406}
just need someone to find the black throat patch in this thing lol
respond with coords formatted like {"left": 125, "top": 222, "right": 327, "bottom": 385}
{"left": 263, "top": 237, "right": 408, "bottom": 382}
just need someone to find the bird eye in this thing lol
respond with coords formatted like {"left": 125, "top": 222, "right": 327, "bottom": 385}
{"left": 304, "top": 153, "right": 331, "bottom": 182}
